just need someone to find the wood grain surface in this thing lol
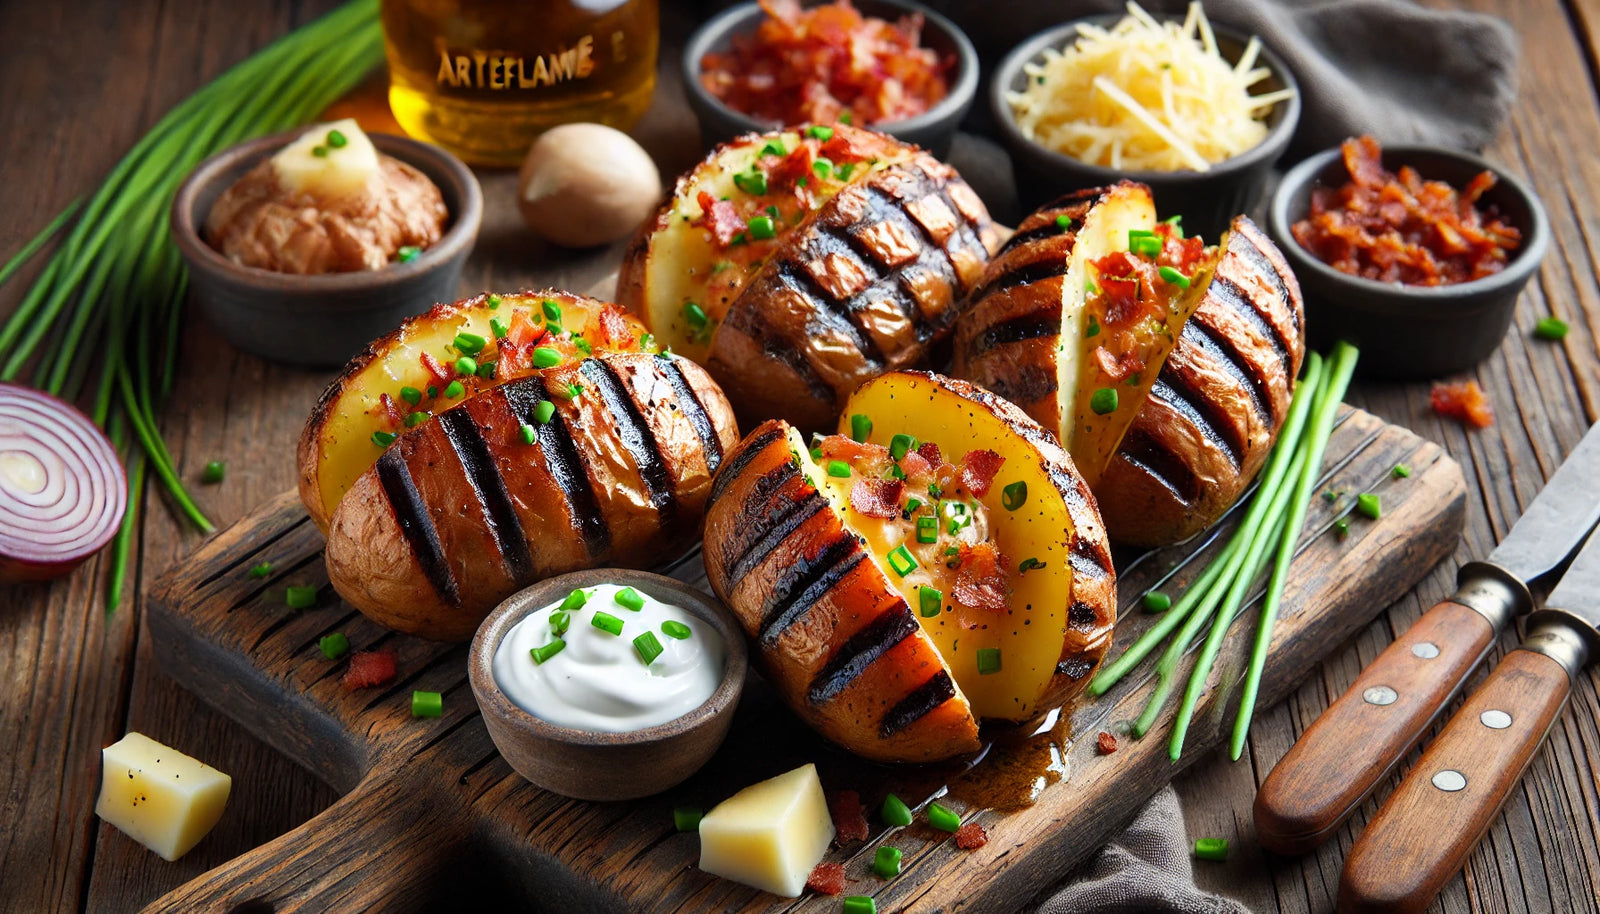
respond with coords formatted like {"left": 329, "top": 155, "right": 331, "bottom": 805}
{"left": 1, "top": 0, "right": 1598, "bottom": 912}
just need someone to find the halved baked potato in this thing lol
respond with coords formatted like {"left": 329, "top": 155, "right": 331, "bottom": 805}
{"left": 702, "top": 371, "right": 1115, "bottom": 763}
{"left": 617, "top": 124, "right": 1000, "bottom": 431}
{"left": 954, "top": 185, "right": 1304, "bottom": 546}
{"left": 298, "top": 290, "right": 649, "bottom": 531}
{"left": 324, "top": 349, "right": 738, "bottom": 640}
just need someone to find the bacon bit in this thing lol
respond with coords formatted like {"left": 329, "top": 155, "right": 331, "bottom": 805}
{"left": 593, "top": 304, "right": 639, "bottom": 350}
{"left": 807, "top": 861, "right": 847, "bottom": 895}
{"left": 819, "top": 435, "right": 889, "bottom": 464}
{"left": 1096, "top": 731, "right": 1118, "bottom": 755}
{"left": 828, "top": 790, "right": 870, "bottom": 842}
{"left": 1292, "top": 135, "right": 1521, "bottom": 286}
{"left": 955, "top": 822, "right": 988, "bottom": 850}
{"left": 959, "top": 449, "right": 1005, "bottom": 497}
{"left": 764, "top": 144, "right": 818, "bottom": 205}
{"left": 419, "top": 352, "right": 453, "bottom": 390}
{"left": 916, "top": 441, "right": 944, "bottom": 466}
{"left": 342, "top": 650, "right": 397, "bottom": 690}
{"left": 898, "top": 449, "right": 934, "bottom": 484}
{"left": 1092, "top": 344, "right": 1146, "bottom": 383}
{"left": 1431, "top": 380, "right": 1495, "bottom": 428}
{"left": 850, "top": 478, "right": 904, "bottom": 518}
{"left": 694, "top": 190, "right": 747, "bottom": 249}
{"left": 953, "top": 542, "right": 1008, "bottom": 613}
{"left": 375, "top": 392, "right": 405, "bottom": 429}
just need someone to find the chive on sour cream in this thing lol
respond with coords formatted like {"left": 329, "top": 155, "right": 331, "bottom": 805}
{"left": 492, "top": 583, "right": 726, "bottom": 732}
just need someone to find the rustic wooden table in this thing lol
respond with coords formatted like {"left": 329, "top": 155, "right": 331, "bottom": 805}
{"left": 2, "top": 1, "right": 1597, "bottom": 912}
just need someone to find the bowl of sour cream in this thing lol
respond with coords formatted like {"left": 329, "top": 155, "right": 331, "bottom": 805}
{"left": 469, "top": 569, "right": 748, "bottom": 801}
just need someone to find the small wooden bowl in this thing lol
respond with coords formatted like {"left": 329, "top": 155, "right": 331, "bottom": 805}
{"left": 468, "top": 569, "right": 748, "bottom": 802}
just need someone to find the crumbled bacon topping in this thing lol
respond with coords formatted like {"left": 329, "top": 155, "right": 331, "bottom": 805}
{"left": 342, "top": 650, "right": 397, "bottom": 690}
{"left": 807, "top": 861, "right": 847, "bottom": 895}
{"left": 898, "top": 448, "right": 934, "bottom": 485}
{"left": 917, "top": 441, "right": 944, "bottom": 466}
{"left": 1097, "top": 731, "right": 1118, "bottom": 754}
{"left": 850, "top": 478, "right": 904, "bottom": 518}
{"left": 955, "top": 822, "right": 988, "bottom": 850}
{"left": 375, "top": 392, "right": 404, "bottom": 430}
{"left": 419, "top": 351, "right": 453, "bottom": 390}
{"left": 1431, "top": 380, "right": 1495, "bottom": 428}
{"left": 1092, "top": 343, "right": 1146, "bottom": 383}
{"left": 828, "top": 789, "right": 870, "bottom": 842}
{"left": 959, "top": 449, "right": 1005, "bottom": 497}
{"left": 953, "top": 542, "right": 1008, "bottom": 613}
{"left": 593, "top": 304, "right": 638, "bottom": 349}
{"left": 694, "top": 190, "right": 748, "bottom": 249}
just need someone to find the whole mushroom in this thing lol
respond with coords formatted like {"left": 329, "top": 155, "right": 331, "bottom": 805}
{"left": 517, "top": 123, "right": 662, "bottom": 248}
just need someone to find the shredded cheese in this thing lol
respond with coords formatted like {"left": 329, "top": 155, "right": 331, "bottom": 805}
{"left": 1007, "top": 2, "right": 1293, "bottom": 172}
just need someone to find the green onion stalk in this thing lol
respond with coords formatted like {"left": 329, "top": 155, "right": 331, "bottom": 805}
{"left": 0, "top": 0, "right": 383, "bottom": 611}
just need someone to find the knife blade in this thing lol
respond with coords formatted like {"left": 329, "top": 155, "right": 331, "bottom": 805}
{"left": 1255, "top": 421, "right": 1600, "bottom": 855}
{"left": 1338, "top": 526, "right": 1600, "bottom": 914}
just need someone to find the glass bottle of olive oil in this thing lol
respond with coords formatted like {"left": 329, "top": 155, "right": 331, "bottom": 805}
{"left": 381, "top": 0, "right": 659, "bottom": 167}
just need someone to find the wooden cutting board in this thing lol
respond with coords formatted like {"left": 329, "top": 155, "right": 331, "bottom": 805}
{"left": 140, "top": 407, "right": 1463, "bottom": 913}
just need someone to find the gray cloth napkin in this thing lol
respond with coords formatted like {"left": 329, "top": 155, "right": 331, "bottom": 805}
{"left": 933, "top": 0, "right": 1519, "bottom": 153}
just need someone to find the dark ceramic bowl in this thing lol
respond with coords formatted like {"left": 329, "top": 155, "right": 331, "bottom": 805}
{"left": 171, "top": 130, "right": 482, "bottom": 367}
{"left": 468, "top": 569, "right": 748, "bottom": 802}
{"left": 1268, "top": 144, "right": 1549, "bottom": 379}
{"left": 991, "top": 15, "right": 1300, "bottom": 239}
{"left": 682, "top": 0, "right": 978, "bottom": 158}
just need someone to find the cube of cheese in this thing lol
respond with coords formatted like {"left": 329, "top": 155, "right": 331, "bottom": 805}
{"left": 94, "top": 732, "right": 232, "bottom": 861}
{"left": 698, "top": 763, "right": 835, "bottom": 897}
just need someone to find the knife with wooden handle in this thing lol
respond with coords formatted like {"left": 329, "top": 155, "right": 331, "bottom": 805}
{"left": 1337, "top": 523, "right": 1600, "bottom": 914}
{"left": 1255, "top": 422, "right": 1600, "bottom": 855}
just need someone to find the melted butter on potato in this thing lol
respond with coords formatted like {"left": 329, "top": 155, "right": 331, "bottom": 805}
{"left": 271, "top": 118, "right": 379, "bottom": 199}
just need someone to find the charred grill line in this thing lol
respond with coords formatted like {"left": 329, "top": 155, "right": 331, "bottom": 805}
{"left": 504, "top": 378, "right": 610, "bottom": 558}
{"left": 581, "top": 358, "right": 676, "bottom": 523}
{"left": 807, "top": 603, "right": 920, "bottom": 704}
{"left": 1149, "top": 376, "right": 1244, "bottom": 471}
{"left": 437, "top": 409, "right": 536, "bottom": 587}
{"left": 708, "top": 426, "right": 784, "bottom": 507}
{"left": 998, "top": 219, "right": 1073, "bottom": 255}
{"left": 985, "top": 364, "right": 1059, "bottom": 406}
{"left": 728, "top": 491, "right": 827, "bottom": 584}
{"left": 1117, "top": 425, "right": 1203, "bottom": 503}
{"left": 968, "top": 258, "right": 1071, "bottom": 305}
{"left": 756, "top": 537, "right": 864, "bottom": 648}
{"left": 376, "top": 449, "right": 461, "bottom": 608}
{"left": 1205, "top": 274, "right": 1293, "bottom": 384}
{"left": 1232, "top": 228, "right": 1301, "bottom": 334}
{"left": 778, "top": 265, "right": 887, "bottom": 368}
{"left": 880, "top": 671, "right": 957, "bottom": 737}
{"left": 656, "top": 355, "right": 724, "bottom": 472}
{"left": 964, "top": 308, "right": 1061, "bottom": 360}
{"left": 1068, "top": 600, "right": 1099, "bottom": 631}
{"left": 1056, "top": 656, "right": 1094, "bottom": 680}
{"left": 1179, "top": 317, "right": 1273, "bottom": 432}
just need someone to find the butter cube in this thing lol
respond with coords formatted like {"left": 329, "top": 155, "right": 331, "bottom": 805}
{"left": 698, "top": 763, "right": 835, "bottom": 897}
{"left": 94, "top": 732, "right": 231, "bottom": 861}
{"left": 271, "top": 118, "right": 380, "bottom": 199}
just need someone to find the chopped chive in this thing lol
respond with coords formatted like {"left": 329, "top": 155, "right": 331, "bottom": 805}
{"left": 662, "top": 620, "right": 692, "bottom": 640}
{"left": 487, "top": 293, "right": 502, "bottom": 309}
{"left": 919, "top": 585, "right": 943, "bottom": 617}
{"left": 564, "top": 382, "right": 583, "bottom": 400}
{"left": 1535, "top": 316, "right": 1569, "bottom": 340}
{"left": 532, "top": 347, "right": 563, "bottom": 368}
{"left": 476, "top": 359, "right": 497, "bottom": 378}
{"left": 747, "top": 215, "right": 777, "bottom": 240}
{"left": 944, "top": 545, "right": 959, "bottom": 558}
{"left": 842, "top": 898, "right": 876, "bottom": 914}
{"left": 759, "top": 139, "right": 787, "bottom": 157}
{"left": 312, "top": 144, "right": 329, "bottom": 159}
{"left": 850, "top": 413, "right": 873, "bottom": 443}
{"left": 201, "top": 460, "right": 226, "bottom": 484}
{"left": 928, "top": 483, "right": 942, "bottom": 498}
{"left": 674, "top": 806, "right": 703, "bottom": 832}
{"left": 1090, "top": 387, "right": 1119, "bottom": 415}
{"left": 550, "top": 611, "right": 571, "bottom": 636}
{"left": 427, "top": 386, "right": 438, "bottom": 398}
{"left": 810, "top": 447, "right": 823, "bottom": 460}
{"left": 1158, "top": 265, "right": 1191, "bottom": 288}
{"left": 326, "top": 129, "right": 348, "bottom": 148}
{"left": 872, "top": 845, "right": 902, "bottom": 879}
{"left": 812, "top": 157, "right": 834, "bottom": 179}
{"left": 1142, "top": 591, "right": 1172, "bottom": 613}
{"left": 519, "top": 424, "right": 536, "bottom": 445}
{"left": 560, "top": 589, "right": 588, "bottom": 611}
{"left": 976, "top": 647, "right": 1002, "bottom": 675}
{"left": 530, "top": 638, "right": 566, "bottom": 664}
{"left": 887, "top": 544, "right": 917, "bottom": 576}
{"left": 889, "top": 433, "right": 916, "bottom": 461}
{"left": 248, "top": 562, "right": 273, "bottom": 578}
{"left": 405, "top": 411, "right": 428, "bottom": 427}
{"left": 1357, "top": 493, "right": 1381, "bottom": 519}
{"left": 541, "top": 299, "right": 562, "bottom": 322}
{"left": 639, "top": 332, "right": 658, "bottom": 353}
{"left": 1392, "top": 463, "right": 1412, "bottom": 479}
{"left": 490, "top": 317, "right": 509, "bottom": 338}
{"left": 1019, "top": 557, "right": 1044, "bottom": 574}
{"left": 1335, "top": 517, "right": 1350, "bottom": 539}
{"left": 615, "top": 587, "right": 645, "bottom": 611}
{"left": 1002, "top": 481, "right": 1027, "bottom": 511}
{"left": 285, "top": 585, "right": 318, "bottom": 609}
{"left": 371, "top": 430, "right": 397, "bottom": 447}
{"left": 411, "top": 690, "right": 443, "bottom": 718}
{"left": 318, "top": 632, "right": 350, "bottom": 660}
{"left": 443, "top": 380, "right": 465, "bottom": 399}
{"left": 916, "top": 515, "right": 938, "bottom": 544}
{"left": 733, "top": 168, "right": 767, "bottom": 195}
{"left": 1193, "top": 837, "right": 1229, "bottom": 861}
{"left": 827, "top": 459, "right": 851, "bottom": 478}
{"left": 927, "top": 802, "right": 961, "bottom": 832}
{"left": 839, "top": 110, "right": 853, "bottom": 125}
{"left": 454, "top": 332, "right": 486, "bottom": 355}
{"left": 400, "top": 385, "right": 423, "bottom": 405}
{"left": 1086, "top": 314, "right": 1101, "bottom": 337}
{"left": 806, "top": 125, "right": 834, "bottom": 141}
{"left": 1055, "top": 213, "right": 1072, "bottom": 232}
{"left": 884, "top": 463, "right": 905, "bottom": 481}
{"left": 837, "top": 162, "right": 856, "bottom": 180}
{"left": 591, "top": 611, "right": 624, "bottom": 636}
{"left": 534, "top": 400, "right": 555, "bottom": 424}
{"left": 905, "top": 497, "right": 922, "bottom": 513}
{"left": 634, "top": 631, "right": 664, "bottom": 665}
{"left": 882, "top": 793, "right": 913, "bottom": 826}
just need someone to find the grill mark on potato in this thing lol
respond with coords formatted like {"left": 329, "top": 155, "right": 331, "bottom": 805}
{"left": 656, "top": 355, "right": 723, "bottom": 472}
{"left": 1056, "top": 655, "right": 1094, "bottom": 680}
{"left": 812, "top": 226, "right": 929, "bottom": 343}
{"left": 1118, "top": 425, "right": 1202, "bottom": 503}
{"left": 722, "top": 303, "right": 845, "bottom": 407}
{"left": 1204, "top": 274, "right": 1292, "bottom": 381}
{"left": 580, "top": 358, "right": 675, "bottom": 522}
{"left": 1149, "top": 376, "right": 1243, "bottom": 471}
{"left": 504, "top": 377, "right": 610, "bottom": 558}
{"left": 806, "top": 601, "right": 920, "bottom": 704}
{"left": 756, "top": 536, "right": 864, "bottom": 648}
{"left": 880, "top": 670, "right": 957, "bottom": 737}
{"left": 376, "top": 449, "right": 461, "bottom": 608}
{"left": 1068, "top": 600, "right": 1099, "bottom": 631}
{"left": 708, "top": 426, "right": 784, "bottom": 507}
{"left": 1180, "top": 317, "right": 1273, "bottom": 431}
{"left": 984, "top": 364, "right": 1059, "bottom": 407}
{"left": 728, "top": 490, "right": 827, "bottom": 584}
{"left": 963, "top": 307, "right": 1061, "bottom": 360}
{"left": 999, "top": 220, "right": 1072, "bottom": 254}
{"left": 1232, "top": 225, "right": 1300, "bottom": 334}
{"left": 437, "top": 408, "right": 535, "bottom": 587}
{"left": 968, "top": 259, "right": 1071, "bottom": 305}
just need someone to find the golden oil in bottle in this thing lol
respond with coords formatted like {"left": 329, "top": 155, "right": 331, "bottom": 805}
{"left": 381, "top": 0, "right": 659, "bottom": 167}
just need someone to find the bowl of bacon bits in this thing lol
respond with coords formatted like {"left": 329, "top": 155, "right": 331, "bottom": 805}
{"left": 684, "top": 0, "right": 977, "bottom": 157}
{"left": 1269, "top": 135, "right": 1548, "bottom": 379}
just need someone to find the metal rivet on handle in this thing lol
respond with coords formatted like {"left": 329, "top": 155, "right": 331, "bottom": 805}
{"left": 1432, "top": 770, "right": 1467, "bottom": 792}
{"left": 1363, "top": 686, "right": 1398, "bottom": 706}
{"left": 1480, "top": 709, "right": 1513, "bottom": 730}
{"left": 1412, "top": 642, "right": 1441, "bottom": 659}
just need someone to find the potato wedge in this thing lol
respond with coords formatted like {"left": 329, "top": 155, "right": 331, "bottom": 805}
{"left": 702, "top": 371, "right": 1115, "bottom": 763}
{"left": 618, "top": 125, "right": 999, "bottom": 431}
{"left": 325, "top": 350, "right": 738, "bottom": 640}
{"left": 298, "top": 290, "right": 649, "bottom": 531}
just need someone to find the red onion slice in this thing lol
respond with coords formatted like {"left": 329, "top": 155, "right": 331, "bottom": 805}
{"left": 0, "top": 384, "right": 127, "bottom": 581}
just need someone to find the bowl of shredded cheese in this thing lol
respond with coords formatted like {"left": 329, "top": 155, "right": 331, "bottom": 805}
{"left": 991, "top": 1, "right": 1299, "bottom": 238}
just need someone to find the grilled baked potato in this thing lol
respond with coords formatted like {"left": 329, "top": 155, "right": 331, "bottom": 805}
{"left": 617, "top": 124, "right": 1000, "bottom": 431}
{"left": 324, "top": 349, "right": 739, "bottom": 640}
{"left": 298, "top": 290, "right": 650, "bottom": 532}
{"left": 954, "top": 185, "right": 1304, "bottom": 547}
{"left": 703, "top": 371, "right": 1115, "bottom": 763}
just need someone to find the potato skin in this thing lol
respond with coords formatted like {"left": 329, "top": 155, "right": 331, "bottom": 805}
{"left": 326, "top": 351, "right": 738, "bottom": 640}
